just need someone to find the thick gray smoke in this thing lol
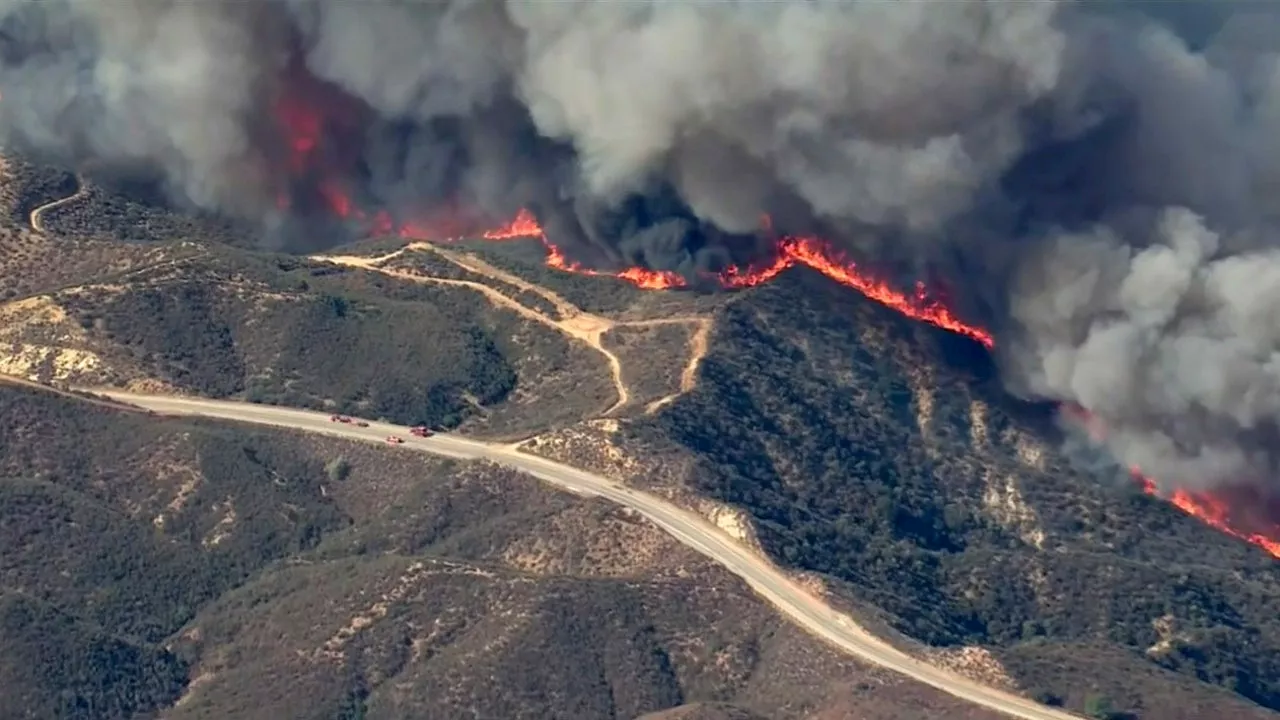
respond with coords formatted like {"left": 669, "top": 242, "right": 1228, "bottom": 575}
{"left": 1, "top": 0, "right": 1279, "bottom": 498}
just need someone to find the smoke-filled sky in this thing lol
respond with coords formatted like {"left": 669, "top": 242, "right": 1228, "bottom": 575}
{"left": 1, "top": 0, "right": 1280, "bottom": 496}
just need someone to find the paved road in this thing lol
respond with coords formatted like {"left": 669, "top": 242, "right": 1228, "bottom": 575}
{"left": 93, "top": 390, "right": 1083, "bottom": 720}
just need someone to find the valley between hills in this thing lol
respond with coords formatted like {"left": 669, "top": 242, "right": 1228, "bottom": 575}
{"left": 2, "top": 156, "right": 1280, "bottom": 720}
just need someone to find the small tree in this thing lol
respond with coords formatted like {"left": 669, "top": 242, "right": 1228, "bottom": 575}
{"left": 1030, "top": 688, "right": 1063, "bottom": 706}
{"left": 1084, "top": 693, "right": 1116, "bottom": 719}
{"left": 325, "top": 456, "right": 351, "bottom": 482}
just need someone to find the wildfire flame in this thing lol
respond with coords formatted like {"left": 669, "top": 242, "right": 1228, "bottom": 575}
{"left": 479, "top": 211, "right": 995, "bottom": 347}
{"left": 482, "top": 210, "right": 690, "bottom": 290}
{"left": 297, "top": 179, "right": 1279, "bottom": 557}
{"left": 1137, "top": 476, "right": 1280, "bottom": 558}
{"left": 479, "top": 209, "right": 544, "bottom": 241}
{"left": 265, "top": 87, "right": 1276, "bottom": 557}
{"left": 724, "top": 236, "right": 994, "bottom": 347}
{"left": 1064, "top": 405, "right": 1280, "bottom": 559}
{"left": 481, "top": 210, "right": 1280, "bottom": 559}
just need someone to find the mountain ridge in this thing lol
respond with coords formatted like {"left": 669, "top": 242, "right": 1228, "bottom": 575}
{"left": 1, "top": 155, "right": 1279, "bottom": 719}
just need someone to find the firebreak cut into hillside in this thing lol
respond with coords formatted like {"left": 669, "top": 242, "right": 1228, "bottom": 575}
{"left": 310, "top": 241, "right": 713, "bottom": 418}
{"left": 7, "top": 0, "right": 1280, "bottom": 578}
{"left": 302, "top": 200, "right": 1280, "bottom": 563}
{"left": 25, "top": 159, "right": 1280, "bottom": 561}
{"left": 13, "top": 162, "right": 1280, "bottom": 718}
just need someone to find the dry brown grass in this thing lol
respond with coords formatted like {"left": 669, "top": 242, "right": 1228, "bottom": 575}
{"left": 602, "top": 322, "right": 694, "bottom": 411}
{"left": 163, "top": 435, "right": 1020, "bottom": 720}
{"left": 6, "top": 152, "right": 1275, "bottom": 719}
{"left": 0, "top": 227, "right": 180, "bottom": 301}
{"left": 385, "top": 248, "right": 567, "bottom": 319}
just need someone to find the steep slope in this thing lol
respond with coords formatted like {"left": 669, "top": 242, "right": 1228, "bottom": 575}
{"left": 2, "top": 158, "right": 251, "bottom": 248}
{"left": 0, "top": 592, "right": 188, "bottom": 720}
{"left": 526, "top": 268, "right": 1280, "bottom": 720}
{"left": 0, "top": 383, "right": 1027, "bottom": 720}
{"left": 7, "top": 154, "right": 1279, "bottom": 719}
{"left": 0, "top": 244, "right": 618, "bottom": 436}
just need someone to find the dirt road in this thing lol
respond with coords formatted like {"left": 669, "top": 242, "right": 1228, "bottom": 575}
{"left": 92, "top": 390, "right": 1085, "bottom": 720}
{"left": 313, "top": 244, "right": 713, "bottom": 416}
{"left": 29, "top": 173, "right": 87, "bottom": 233}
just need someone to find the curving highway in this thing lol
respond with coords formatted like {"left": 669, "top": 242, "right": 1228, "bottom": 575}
{"left": 90, "top": 390, "right": 1083, "bottom": 720}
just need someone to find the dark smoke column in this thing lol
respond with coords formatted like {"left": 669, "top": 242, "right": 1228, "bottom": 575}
{"left": 3, "top": 0, "right": 1280, "bottom": 500}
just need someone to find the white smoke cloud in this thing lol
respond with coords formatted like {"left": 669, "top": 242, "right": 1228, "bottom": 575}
{"left": 509, "top": 1, "right": 1065, "bottom": 231}
{"left": 2, "top": 0, "right": 1280, "bottom": 493}
{"left": 1009, "top": 207, "right": 1280, "bottom": 488}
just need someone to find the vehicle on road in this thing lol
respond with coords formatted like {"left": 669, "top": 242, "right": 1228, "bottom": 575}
{"left": 90, "top": 392, "right": 1089, "bottom": 720}
{"left": 355, "top": 421, "right": 369, "bottom": 427}
{"left": 330, "top": 414, "right": 352, "bottom": 424}
{"left": 409, "top": 425, "right": 433, "bottom": 438}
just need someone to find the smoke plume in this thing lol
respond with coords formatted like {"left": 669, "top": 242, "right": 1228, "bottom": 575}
{"left": 2, "top": 0, "right": 1280, "bottom": 496}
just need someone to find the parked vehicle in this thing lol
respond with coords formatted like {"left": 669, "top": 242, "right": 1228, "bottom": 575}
{"left": 385, "top": 435, "right": 405, "bottom": 445}
{"left": 409, "top": 425, "right": 433, "bottom": 438}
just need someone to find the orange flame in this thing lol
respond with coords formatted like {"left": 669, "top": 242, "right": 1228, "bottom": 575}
{"left": 740, "top": 235, "right": 994, "bottom": 348}
{"left": 483, "top": 210, "right": 689, "bottom": 289}
{"left": 477, "top": 212, "right": 1279, "bottom": 559}
{"left": 479, "top": 210, "right": 995, "bottom": 347}
{"left": 300, "top": 185, "right": 1278, "bottom": 559}
{"left": 1137, "top": 476, "right": 1280, "bottom": 558}
{"left": 274, "top": 98, "right": 321, "bottom": 174}
{"left": 544, "top": 243, "right": 689, "bottom": 291}
{"left": 259, "top": 67, "right": 1271, "bottom": 561}
{"left": 481, "top": 209, "right": 545, "bottom": 241}
{"left": 1063, "top": 405, "right": 1280, "bottom": 559}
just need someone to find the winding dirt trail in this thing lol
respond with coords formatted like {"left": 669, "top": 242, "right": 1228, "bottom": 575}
{"left": 0, "top": 232, "right": 1082, "bottom": 719}
{"left": 29, "top": 173, "right": 88, "bottom": 233}
{"left": 644, "top": 316, "right": 713, "bottom": 414}
{"left": 313, "top": 242, "right": 716, "bottom": 417}
{"left": 432, "top": 244, "right": 583, "bottom": 320}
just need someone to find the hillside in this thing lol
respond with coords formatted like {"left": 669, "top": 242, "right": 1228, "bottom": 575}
{"left": 525, "top": 267, "right": 1280, "bottom": 720}
{"left": 0, "top": 156, "right": 730, "bottom": 435}
{"left": 0, "top": 382, "right": 1023, "bottom": 720}
{"left": 0, "top": 244, "right": 626, "bottom": 439}
{"left": 0, "top": 159, "right": 251, "bottom": 249}
{"left": 5, "top": 153, "right": 1280, "bottom": 720}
